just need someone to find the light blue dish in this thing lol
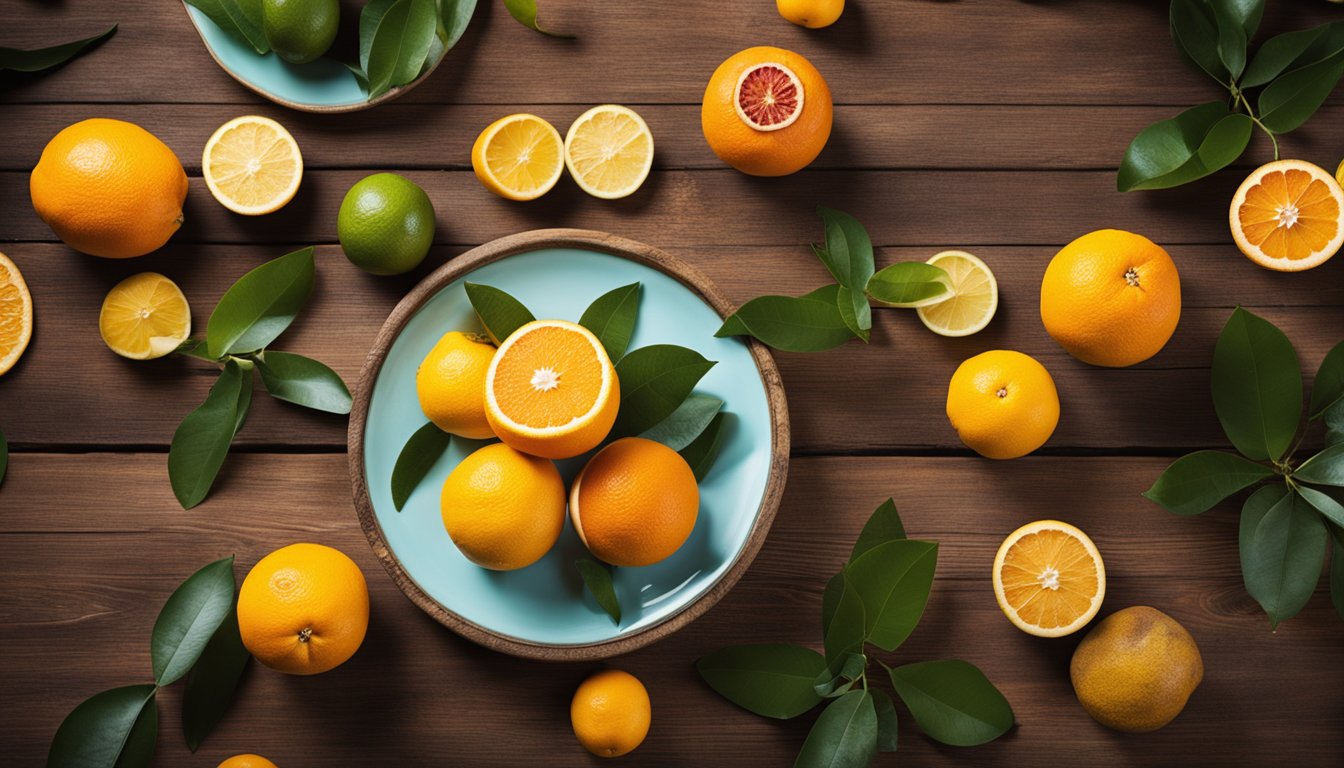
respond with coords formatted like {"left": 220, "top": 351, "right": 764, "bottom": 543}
{"left": 360, "top": 247, "right": 778, "bottom": 649}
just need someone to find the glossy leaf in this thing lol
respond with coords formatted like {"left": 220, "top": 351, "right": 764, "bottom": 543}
{"left": 0, "top": 426, "right": 7, "bottom": 488}
{"left": 464, "top": 283, "right": 534, "bottom": 344}
{"left": 823, "top": 570, "right": 866, "bottom": 664}
{"left": 865, "top": 262, "right": 952, "bottom": 306}
{"left": 1297, "top": 444, "right": 1344, "bottom": 487}
{"left": 182, "top": 605, "right": 251, "bottom": 751}
{"left": 1331, "top": 533, "right": 1344, "bottom": 621}
{"left": 175, "top": 339, "right": 217, "bottom": 362}
{"left": 365, "top": 0, "right": 439, "bottom": 98}
{"left": 1211, "top": 308, "right": 1302, "bottom": 461}
{"left": 206, "top": 248, "right": 314, "bottom": 358}
{"left": 696, "top": 644, "right": 827, "bottom": 719}
{"left": 1258, "top": 56, "right": 1344, "bottom": 134}
{"left": 1309, "top": 341, "right": 1344, "bottom": 420}
{"left": 359, "top": 0, "right": 398, "bottom": 73}
{"left": 578, "top": 283, "right": 641, "bottom": 362}
{"left": 871, "top": 689, "right": 899, "bottom": 753}
{"left": 813, "top": 653, "right": 866, "bottom": 698}
{"left": 0, "top": 25, "right": 117, "bottom": 72}
{"left": 1216, "top": 0, "right": 1263, "bottom": 39}
{"left": 1117, "top": 102, "right": 1252, "bottom": 191}
{"left": 1143, "top": 450, "right": 1274, "bottom": 515}
{"left": 116, "top": 694, "right": 158, "bottom": 768}
{"left": 716, "top": 285, "right": 857, "bottom": 352}
{"left": 47, "top": 684, "right": 157, "bottom": 768}
{"left": 1238, "top": 483, "right": 1290, "bottom": 555}
{"left": 846, "top": 539, "right": 939, "bottom": 651}
{"left": 184, "top": 0, "right": 268, "bottom": 54}
{"left": 151, "top": 557, "right": 236, "bottom": 686}
{"left": 850, "top": 498, "right": 907, "bottom": 561}
{"left": 814, "top": 207, "right": 876, "bottom": 290}
{"left": 1241, "top": 22, "right": 1341, "bottom": 88}
{"left": 439, "top": 0, "right": 478, "bottom": 49}
{"left": 1297, "top": 485, "right": 1344, "bottom": 529}
{"left": 835, "top": 286, "right": 871, "bottom": 342}
{"left": 575, "top": 559, "right": 620, "bottom": 624}
{"left": 255, "top": 351, "right": 352, "bottom": 415}
{"left": 678, "top": 412, "right": 727, "bottom": 481}
{"left": 821, "top": 571, "right": 844, "bottom": 639}
{"left": 1170, "top": 0, "right": 1228, "bottom": 83}
{"left": 611, "top": 345, "right": 716, "bottom": 438}
{"left": 794, "top": 690, "right": 877, "bottom": 768}
{"left": 168, "top": 361, "right": 252, "bottom": 510}
{"left": 1210, "top": 1, "right": 1248, "bottom": 79}
{"left": 1242, "top": 488, "right": 1328, "bottom": 627}
{"left": 888, "top": 660, "right": 1014, "bottom": 747}
{"left": 502, "top": 0, "right": 573, "bottom": 38}
{"left": 641, "top": 394, "right": 723, "bottom": 451}
{"left": 390, "top": 421, "right": 452, "bottom": 511}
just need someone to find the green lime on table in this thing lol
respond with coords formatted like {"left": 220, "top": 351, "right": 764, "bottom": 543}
{"left": 338, "top": 173, "right": 436, "bottom": 276}
{"left": 262, "top": 0, "right": 339, "bottom": 64}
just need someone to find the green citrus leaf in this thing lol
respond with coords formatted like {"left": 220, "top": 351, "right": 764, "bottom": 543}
{"left": 168, "top": 361, "right": 253, "bottom": 510}
{"left": 1309, "top": 340, "right": 1344, "bottom": 420}
{"left": 1297, "top": 485, "right": 1344, "bottom": 529}
{"left": 578, "top": 283, "right": 641, "bottom": 362}
{"left": 47, "top": 685, "right": 157, "bottom": 768}
{"left": 390, "top": 421, "right": 452, "bottom": 511}
{"left": 1216, "top": 0, "right": 1263, "bottom": 39}
{"left": 0, "top": 24, "right": 117, "bottom": 72}
{"left": 1210, "top": 1, "right": 1248, "bottom": 79}
{"left": 835, "top": 285, "right": 871, "bottom": 342}
{"left": 1331, "top": 533, "right": 1344, "bottom": 621}
{"left": 502, "top": 0, "right": 573, "bottom": 38}
{"left": 1242, "top": 22, "right": 1343, "bottom": 88}
{"left": 678, "top": 411, "right": 727, "bottom": 481}
{"left": 463, "top": 282, "right": 534, "bottom": 345}
{"left": 823, "top": 569, "right": 866, "bottom": 664}
{"left": 438, "top": 0, "right": 478, "bottom": 49}
{"left": 359, "top": 0, "right": 398, "bottom": 73}
{"left": 184, "top": 0, "right": 268, "bottom": 54}
{"left": 696, "top": 644, "right": 827, "bottom": 720}
{"left": 865, "top": 262, "right": 952, "bottom": 307}
{"left": 206, "top": 247, "right": 314, "bottom": 358}
{"left": 887, "top": 659, "right": 1014, "bottom": 747}
{"left": 846, "top": 539, "right": 938, "bottom": 652}
{"left": 821, "top": 571, "right": 843, "bottom": 639}
{"left": 1258, "top": 55, "right": 1344, "bottom": 134}
{"left": 850, "top": 498, "right": 906, "bottom": 561}
{"left": 871, "top": 688, "right": 899, "bottom": 753}
{"left": 611, "top": 344, "right": 716, "bottom": 438}
{"left": 254, "top": 351, "right": 352, "bottom": 415}
{"left": 1170, "top": 0, "right": 1229, "bottom": 84}
{"left": 1143, "top": 450, "right": 1275, "bottom": 515}
{"left": 813, "top": 652, "right": 866, "bottom": 698}
{"left": 365, "top": 0, "right": 439, "bottom": 99}
{"left": 814, "top": 207, "right": 876, "bottom": 290}
{"left": 1242, "top": 487, "right": 1328, "bottom": 627}
{"left": 1117, "top": 103, "right": 1251, "bottom": 191}
{"left": 151, "top": 557, "right": 236, "bottom": 686}
{"left": 794, "top": 690, "right": 877, "bottom": 768}
{"left": 1212, "top": 308, "right": 1302, "bottom": 462}
{"left": 640, "top": 394, "right": 722, "bottom": 451}
{"left": 182, "top": 605, "right": 251, "bottom": 752}
{"left": 1296, "top": 443, "right": 1344, "bottom": 487}
{"left": 716, "top": 285, "right": 856, "bottom": 352}
{"left": 115, "top": 692, "right": 157, "bottom": 768}
{"left": 575, "top": 558, "right": 620, "bottom": 625}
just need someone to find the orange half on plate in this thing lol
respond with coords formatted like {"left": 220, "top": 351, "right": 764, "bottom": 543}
{"left": 993, "top": 519, "right": 1105, "bottom": 637}
{"left": 1230, "top": 159, "right": 1344, "bottom": 272}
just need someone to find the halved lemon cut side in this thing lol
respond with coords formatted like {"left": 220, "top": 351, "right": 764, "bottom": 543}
{"left": 202, "top": 115, "right": 303, "bottom": 216}
{"left": 1230, "top": 159, "right": 1344, "bottom": 272}
{"left": 916, "top": 250, "right": 998, "bottom": 337}
{"left": 99, "top": 272, "right": 191, "bottom": 360}
{"left": 564, "top": 105, "right": 654, "bottom": 200}
{"left": 993, "top": 519, "right": 1105, "bottom": 638}
{"left": 472, "top": 114, "right": 565, "bottom": 201}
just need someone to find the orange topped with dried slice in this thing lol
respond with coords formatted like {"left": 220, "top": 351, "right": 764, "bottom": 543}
{"left": 993, "top": 520, "right": 1105, "bottom": 637}
{"left": 1229, "top": 159, "right": 1344, "bottom": 272}
{"left": 484, "top": 320, "right": 619, "bottom": 459}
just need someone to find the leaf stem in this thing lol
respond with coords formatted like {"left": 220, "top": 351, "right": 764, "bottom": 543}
{"left": 1231, "top": 87, "right": 1279, "bottom": 160}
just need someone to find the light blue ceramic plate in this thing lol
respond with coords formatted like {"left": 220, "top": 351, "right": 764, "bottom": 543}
{"left": 350, "top": 231, "right": 787, "bottom": 660}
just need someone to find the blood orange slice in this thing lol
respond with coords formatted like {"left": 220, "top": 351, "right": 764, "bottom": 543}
{"left": 733, "top": 63, "right": 804, "bottom": 132}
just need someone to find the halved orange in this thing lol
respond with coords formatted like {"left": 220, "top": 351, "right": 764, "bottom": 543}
{"left": 471, "top": 114, "right": 564, "bottom": 201}
{"left": 484, "top": 320, "right": 619, "bottom": 459}
{"left": 993, "top": 520, "right": 1105, "bottom": 637}
{"left": 0, "top": 252, "right": 33, "bottom": 376}
{"left": 1230, "top": 159, "right": 1344, "bottom": 272}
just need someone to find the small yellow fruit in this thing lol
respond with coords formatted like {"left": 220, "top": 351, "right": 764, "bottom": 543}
{"left": 416, "top": 331, "right": 496, "bottom": 439}
{"left": 946, "top": 350, "right": 1059, "bottom": 459}
{"left": 202, "top": 115, "right": 303, "bottom": 216}
{"left": 571, "top": 669, "right": 651, "bottom": 758}
{"left": 777, "top": 0, "right": 844, "bottom": 28}
{"left": 1070, "top": 606, "right": 1203, "bottom": 733}
{"left": 217, "top": 755, "right": 279, "bottom": 768}
{"left": 98, "top": 272, "right": 191, "bottom": 360}
{"left": 441, "top": 442, "right": 566, "bottom": 570}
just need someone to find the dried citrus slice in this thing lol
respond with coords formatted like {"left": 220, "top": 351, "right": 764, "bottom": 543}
{"left": 564, "top": 105, "right": 654, "bottom": 200}
{"left": 202, "top": 115, "right": 303, "bottom": 216}
{"left": 471, "top": 114, "right": 565, "bottom": 201}
{"left": 1229, "top": 159, "right": 1344, "bottom": 272}
{"left": 734, "top": 62, "right": 804, "bottom": 131}
{"left": 0, "top": 252, "right": 33, "bottom": 376}
{"left": 484, "top": 320, "right": 619, "bottom": 459}
{"left": 916, "top": 250, "right": 998, "bottom": 337}
{"left": 993, "top": 520, "right": 1105, "bottom": 638}
{"left": 99, "top": 272, "right": 191, "bottom": 360}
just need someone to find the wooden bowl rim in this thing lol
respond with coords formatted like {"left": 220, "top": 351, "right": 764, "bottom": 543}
{"left": 347, "top": 229, "right": 790, "bottom": 661}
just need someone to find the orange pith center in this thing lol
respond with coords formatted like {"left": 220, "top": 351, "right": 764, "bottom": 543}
{"left": 493, "top": 327, "right": 604, "bottom": 428}
{"left": 1000, "top": 529, "right": 1099, "bottom": 629}
{"left": 1239, "top": 169, "right": 1341, "bottom": 261}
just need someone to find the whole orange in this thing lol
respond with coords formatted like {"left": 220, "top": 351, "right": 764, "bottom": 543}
{"left": 217, "top": 755, "right": 279, "bottom": 768}
{"left": 571, "top": 669, "right": 651, "bottom": 758}
{"left": 946, "top": 350, "right": 1059, "bottom": 460}
{"left": 441, "top": 442, "right": 567, "bottom": 571}
{"left": 30, "top": 118, "right": 187, "bottom": 258}
{"left": 1040, "top": 230, "right": 1181, "bottom": 367}
{"left": 570, "top": 437, "right": 699, "bottom": 567}
{"left": 237, "top": 543, "right": 369, "bottom": 675}
{"left": 701, "top": 46, "right": 832, "bottom": 176}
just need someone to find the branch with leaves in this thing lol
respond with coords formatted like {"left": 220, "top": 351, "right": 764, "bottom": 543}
{"left": 697, "top": 500, "right": 1013, "bottom": 767}
{"left": 1118, "top": 1, "right": 1343, "bottom": 191}
{"left": 170, "top": 248, "right": 351, "bottom": 509}
{"left": 1145, "top": 308, "right": 1344, "bottom": 626}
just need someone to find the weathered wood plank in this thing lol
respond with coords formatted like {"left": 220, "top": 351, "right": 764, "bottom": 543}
{"left": 1, "top": 454, "right": 1338, "bottom": 766}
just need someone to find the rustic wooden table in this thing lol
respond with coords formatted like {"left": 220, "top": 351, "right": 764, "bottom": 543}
{"left": 3, "top": 1, "right": 1343, "bottom": 765}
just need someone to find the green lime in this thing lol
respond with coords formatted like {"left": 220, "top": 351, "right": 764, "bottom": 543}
{"left": 262, "top": 0, "right": 339, "bottom": 64}
{"left": 337, "top": 173, "right": 436, "bottom": 276}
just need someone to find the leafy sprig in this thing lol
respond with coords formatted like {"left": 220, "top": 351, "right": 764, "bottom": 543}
{"left": 1118, "top": 2, "right": 1344, "bottom": 191}
{"left": 1145, "top": 307, "right": 1344, "bottom": 626}
{"left": 0, "top": 25, "right": 117, "bottom": 73}
{"left": 47, "top": 558, "right": 251, "bottom": 767}
{"left": 169, "top": 248, "right": 351, "bottom": 509}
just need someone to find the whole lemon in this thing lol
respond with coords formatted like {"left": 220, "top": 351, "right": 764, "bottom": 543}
{"left": 571, "top": 669, "right": 651, "bottom": 758}
{"left": 946, "top": 350, "right": 1059, "bottom": 459}
{"left": 30, "top": 118, "right": 187, "bottom": 259}
{"left": 416, "top": 331, "right": 496, "bottom": 439}
{"left": 1040, "top": 229, "right": 1181, "bottom": 367}
{"left": 1070, "top": 606, "right": 1203, "bottom": 732}
{"left": 237, "top": 543, "right": 369, "bottom": 675}
{"left": 217, "top": 756, "right": 279, "bottom": 768}
{"left": 262, "top": 0, "right": 339, "bottom": 64}
{"left": 337, "top": 173, "right": 436, "bottom": 275}
{"left": 441, "top": 443, "right": 566, "bottom": 570}
{"left": 777, "top": 0, "right": 844, "bottom": 28}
